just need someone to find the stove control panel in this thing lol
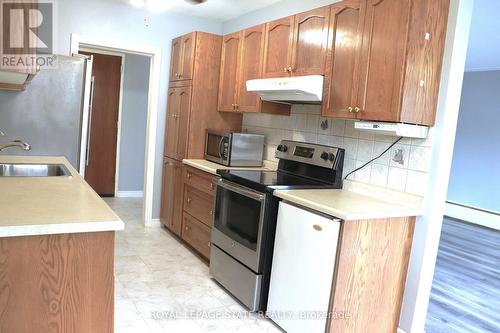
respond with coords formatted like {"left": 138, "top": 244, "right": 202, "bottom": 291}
{"left": 275, "top": 140, "right": 344, "bottom": 169}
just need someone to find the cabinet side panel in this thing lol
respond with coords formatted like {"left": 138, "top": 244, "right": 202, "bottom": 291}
{"left": 328, "top": 217, "right": 415, "bottom": 333}
{"left": 189, "top": 32, "right": 242, "bottom": 159}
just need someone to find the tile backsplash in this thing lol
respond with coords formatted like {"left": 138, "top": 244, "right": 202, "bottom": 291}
{"left": 243, "top": 105, "right": 433, "bottom": 196}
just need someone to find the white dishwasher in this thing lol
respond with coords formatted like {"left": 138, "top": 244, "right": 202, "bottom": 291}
{"left": 267, "top": 201, "right": 341, "bottom": 333}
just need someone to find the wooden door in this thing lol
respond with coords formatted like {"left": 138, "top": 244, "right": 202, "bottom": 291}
{"left": 322, "top": 0, "right": 364, "bottom": 119}
{"left": 175, "top": 86, "right": 191, "bottom": 160}
{"left": 164, "top": 88, "right": 178, "bottom": 159}
{"left": 263, "top": 16, "right": 295, "bottom": 78}
{"left": 169, "top": 37, "right": 182, "bottom": 81}
{"left": 237, "top": 25, "right": 265, "bottom": 113}
{"left": 81, "top": 51, "right": 121, "bottom": 196}
{"left": 291, "top": 7, "right": 330, "bottom": 76}
{"left": 160, "top": 157, "right": 183, "bottom": 236}
{"left": 355, "top": 0, "right": 412, "bottom": 121}
{"left": 218, "top": 32, "right": 240, "bottom": 112}
{"left": 180, "top": 32, "right": 196, "bottom": 81}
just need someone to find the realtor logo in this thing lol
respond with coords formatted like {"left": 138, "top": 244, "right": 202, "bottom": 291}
{"left": 1, "top": 0, "right": 55, "bottom": 69}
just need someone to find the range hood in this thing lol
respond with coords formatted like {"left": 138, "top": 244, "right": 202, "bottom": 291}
{"left": 354, "top": 121, "right": 429, "bottom": 139}
{"left": 246, "top": 75, "right": 324, "bottom": 104}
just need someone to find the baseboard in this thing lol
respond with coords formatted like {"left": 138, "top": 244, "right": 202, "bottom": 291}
{"left": 115, "top": 191, "right": 144, "bottom": 198}
{"left": 445, "top": 201, "right": 500, "bottom": 231}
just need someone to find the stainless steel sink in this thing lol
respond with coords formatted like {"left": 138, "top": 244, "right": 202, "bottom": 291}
{"left": 0, "top": 163, "right": 72, "bottom": 177}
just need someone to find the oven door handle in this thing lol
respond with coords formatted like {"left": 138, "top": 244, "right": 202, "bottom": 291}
{"left": 217, "top": 179, "right": 266, "bottom": 202}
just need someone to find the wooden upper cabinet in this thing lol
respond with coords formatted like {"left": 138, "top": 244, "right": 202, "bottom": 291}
{"left": 263, "top": 16, "right": 295, "bottom": 78}
{"left": 355, "top": 0, "right": 412, "bottom": 122}
{"left": 218, "top": 32, "right": 241, "bottom": 112}
{"left": 237, "top": 25, "right": 265, "bottom": 112}
{"left": 169, "top": 37, "right": 183, "bottom": 82}
{"left": 322, "top": 0, "right": 364, "bottom": 119}
{"left": 169, "top": 32, "right": 196, "bottom": 82}
{"left": 164, "top": 88, "right": 178, "bottom": 158}
{"left": 291, "top": 7, "right": 330, "bottom": 76}
{"left": 175, "top": 86, "right": 192, "bottom": 160}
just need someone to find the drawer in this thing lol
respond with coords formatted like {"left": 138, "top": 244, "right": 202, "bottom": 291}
{"left": 181, "top": 213, "right": 211, "bottom": 259}
{"left": 183, "top": 185, "right": 214, "bottom": 227}
{"left": 184, "top": 166, "right": 218, "bottom": 196}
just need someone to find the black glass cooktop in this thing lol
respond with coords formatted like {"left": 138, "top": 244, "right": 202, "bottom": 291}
{"left": 217, "top": 169, "right": 334, "bottom": 193}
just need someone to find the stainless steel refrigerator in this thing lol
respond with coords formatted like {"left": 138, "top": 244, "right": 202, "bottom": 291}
{"left": 0, "top": 55, "right": 92, "bottom": 170}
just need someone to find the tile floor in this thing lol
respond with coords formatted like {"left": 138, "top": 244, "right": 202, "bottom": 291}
{"left": 104, "top": 197, "right": 283, "bottom": 333}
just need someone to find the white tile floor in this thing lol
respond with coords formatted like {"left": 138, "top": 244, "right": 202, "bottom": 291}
{"left": 104, "top": 197, "right": 283, "bottom": 333}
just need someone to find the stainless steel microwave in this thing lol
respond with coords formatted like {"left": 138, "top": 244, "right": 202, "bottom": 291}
{"left": 205, "top": 130, "right": 265, "bottom": 167}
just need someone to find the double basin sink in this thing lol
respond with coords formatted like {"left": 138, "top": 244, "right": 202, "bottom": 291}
{"left": 0, "top": 163, "right": 71, "bottom": 177}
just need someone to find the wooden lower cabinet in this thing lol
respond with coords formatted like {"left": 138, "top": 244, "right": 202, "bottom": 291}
{"left": 0, "top": 232, "right": 114, "bottom": 332}
{"left": 181, "top": 212, "right": 212, "bottom": 259}
{"left": 160, "top": 157, "right": 183, "bottom": 236}
{"left": 183, "top": 185, "right": 214, "bottom": 227}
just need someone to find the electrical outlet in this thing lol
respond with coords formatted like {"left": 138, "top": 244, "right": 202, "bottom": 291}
{"left": 392, "top": 148, "right": 405, "bottom": 165}
{"left": 320, "top": 119, "right": 329, "bottom": 130}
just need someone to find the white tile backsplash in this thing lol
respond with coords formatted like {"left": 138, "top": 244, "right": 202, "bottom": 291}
{"left": 242, "top": 104, "right": 433, "bottom": 196}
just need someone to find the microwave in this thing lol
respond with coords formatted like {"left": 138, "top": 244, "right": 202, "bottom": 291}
{"left": 205, "top": 130, "right": 265, "bottom": 167}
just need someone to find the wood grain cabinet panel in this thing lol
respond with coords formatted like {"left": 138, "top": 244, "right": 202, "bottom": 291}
{"left": 180, "top": 33, "right": 195, "bottom": 81}
{"left": 160, "top": 157, "right": 183, "bottom": 236}
{"left": 181, "top": 213, "right": 212, "bottom": 259}
{"left": 263, "top": 16, "right": 295, "bottom": 78}
{"left": 175, "top": 86, "right": 192, "bottom": 160}
{"left": 291, "top": 6, "right": 330, "bottom": 76}
{"left": 184, "top": 166, "right": 217, "bottom": 196}
{"left": 183, "top": 185, "right": 214, "bottom": 227}
{"left": 169, "top": 37, "right": 183, "bottom": 81}
{"left": 164, "top": 88, "right": 178, "bottom": 158}
{"left": 322, "top": 0, "right": 364, "bottom": 119}
{"left": 218, "top": 32, "right": 241, "bottom": 112}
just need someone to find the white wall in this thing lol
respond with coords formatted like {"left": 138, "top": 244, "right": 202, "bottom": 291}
{"left": 118, "top": 53, "right": 150, "bottom": 192}
{"left": 55, "top": 0, "right": 223, "bottom": 218}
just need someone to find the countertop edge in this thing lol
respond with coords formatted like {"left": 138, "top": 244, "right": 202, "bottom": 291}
{"left": 0, "top": 219, "right": 125, "bottom": 238}
{"left": 273, "top": 191, "right": 422, "bottom": 221}
{"left": 182, "top": 159, "right": 219, "bottom": 175}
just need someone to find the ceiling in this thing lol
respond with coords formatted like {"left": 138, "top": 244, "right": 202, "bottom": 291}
{"left": 466, "top": 0, "right": 500, "bottom": 71}
{"left": 127, "top": 0, "right": 283, "bottom": 21}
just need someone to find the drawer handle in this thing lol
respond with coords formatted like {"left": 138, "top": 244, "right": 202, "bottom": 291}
{"left": 187, "top": 172, "right": 192, "bottom": 179}
{"left": 207, "top": 241, "right": 211, "bottom": 248}
{"left": 187, "top": 197, "right": 192, "bottom": 204}
{"left": 313, "top": 224, "right": 323, "bottom": 231}
{"left": 185, "top": 225, "right": 191, "bottom": 231}
{"left": 210, "top": 183, "right": 214, "bottom": 190}
{"left": 209, "top": 210, "right": 213, "bottom": 216}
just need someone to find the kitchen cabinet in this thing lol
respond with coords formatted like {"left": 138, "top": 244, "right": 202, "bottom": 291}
{"left": 160, "top": 157, "right": 183, "bottom": 236}
{"left": 183, "top": 185, "right": 214, "bottom": 227}
{"left": 169, "top": 32, "right": 195, "bottom": 82}
{"left": 218, "top": 25, "right": 290, "bottom": 114}
{"left": 164, "top": 86, "right": 191, "bottom": 160}
{"left": 262, "top": 7, "right": 330, "bottom": 78}
{"left": 181, "top": 213, "right": 211, "bottom": 259}
{"left": 322, "top": 0, "right": 450, "bottom": 126}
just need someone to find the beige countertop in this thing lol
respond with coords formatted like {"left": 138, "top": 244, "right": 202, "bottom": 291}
{"left": 0, "top": 156, "right": 124, "bottom": 237}
{"left": 183, "top": 159, "right": 277, "bottom": 175}
{"left": 273, "top": 188, "right": 422, "bottom": 221}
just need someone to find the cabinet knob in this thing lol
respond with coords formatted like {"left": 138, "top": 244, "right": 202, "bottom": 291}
{"left": 209, "top": 210, "right": 213, "bottom": 216}
{"left": 207, "top": 242, "right": 211, "bottom": 248}
{"left": 187, "top": 197, "right": 192, "bottom": 204}
{"left": 347, "top": 106, "right": 354, "bottom": 113}
{"left": 210, "top": 183, "right": 215, "bottom": 190}
{"left": 187, "top": 172, "right": 192, "bottom": 179}
{"left": 354, "top": 107, "right": 361, "bottom": 113}
{"left": 288, "top": 66, "right": 294, "bottom": 72}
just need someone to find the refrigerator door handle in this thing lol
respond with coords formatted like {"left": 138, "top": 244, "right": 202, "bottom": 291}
{"left": 86, "top": 75, "right": 95, "bottom": 167}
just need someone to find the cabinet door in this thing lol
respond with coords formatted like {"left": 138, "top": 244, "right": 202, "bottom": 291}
{"left": 237, "top": 25, "right": 265, "bottom": 113}
{"left": 356, "top": 0, "right": 412, "bottom": 121}
{"left": 218, "top": 32, "right": 241, "bottom": 112}
{"left": 291, "top": 7, "right": 330, "bottom": 76}
{"left": 175, "top": 86, "right": 192, "bottom": 160}
{"left": 322, "top": 0, "right": 364, "bottom": 119}
{"left": 164, "top": 88, "right": 178, "bottom": 159}
{"left": 181, "top": 213, "right": 211, "bottom": 259}
{"left": 180, "top": 32, "right": 196, "bottom": 81}
{"left": 160, "top": 158, "right": 183, "bottom": 236}
{"left": 169, "top": 37, "right": 183, "bottom": 81}
{"left": 262, "top": 16, "right": 295, "bottom": 78}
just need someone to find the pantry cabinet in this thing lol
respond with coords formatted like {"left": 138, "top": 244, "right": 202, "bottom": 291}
{"left": 164, "top": 86, "right": 191, "bottom": 161}
{"left": 218, "top": 25, "right": 290, "bottom": 114}
{"left": 262, "top": 7, "right": 330, "bottom": 78}
{"left": 322, "top": 0, "right": 450, "bottom": 126}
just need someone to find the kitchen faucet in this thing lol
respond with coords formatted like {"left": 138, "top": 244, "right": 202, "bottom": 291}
{"left": 0, "top": 130, "right": 31, "bottom": 152}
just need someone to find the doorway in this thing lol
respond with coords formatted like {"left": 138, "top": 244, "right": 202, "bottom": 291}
{"left": 80, "top": 50, "right": 123, "bottom": 196}
{"left": 70, "top": 34, "right": 162, "bottom": 226}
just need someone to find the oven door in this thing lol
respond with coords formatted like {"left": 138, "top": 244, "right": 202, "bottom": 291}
{"left": 205, "top": 132, "right": 230, "bottom": 165}
{"left": 212, "top": 179, "right": 267, "bottom": 273}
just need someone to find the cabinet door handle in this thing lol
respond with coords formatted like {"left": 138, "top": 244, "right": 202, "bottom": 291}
{"left": 187, "top": 197, "right": 192, "bottom": 204}
{"left": 347, "top": 106, "right": 354, "bottom": 113}
{"left": 207, "top": 242, "right": 211, "bottom": 248}
{"left": 283, "top": 67, "right": 288, "bottom": 73}
{"left": 235, "top": 104, "right": 239, "bottom": 111}
{"left": 210, "top": 183, "right": 215, "bottom": 190}
{"left": 354, "top": 107, "right": 361, "bottom": 113}
{"left": 186, "top": 172, "right": 192, "bottom": 179}
{"left": 288, "top": 66, "right": 294, "bottom": 72}
{"left": 209, "top": 210, "right": 213, "bottom": 216}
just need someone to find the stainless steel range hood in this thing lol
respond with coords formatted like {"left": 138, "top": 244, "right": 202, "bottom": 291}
{"left": 246, "top": 75, "right": 324, "bottom": 104}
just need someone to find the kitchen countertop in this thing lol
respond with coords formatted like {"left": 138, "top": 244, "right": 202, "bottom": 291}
{"left": 273, "top": 188, "right": 422, "bottom": 221}
{"left": 0, "top": 156, "right": 124, "bottom": 237}
{"left": 183, "top": 159, "right": 277, "bottom": 175}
